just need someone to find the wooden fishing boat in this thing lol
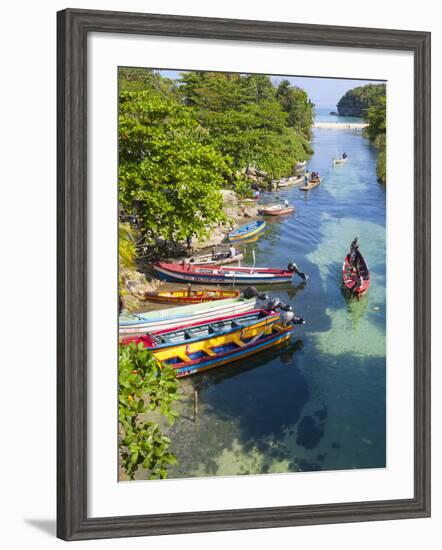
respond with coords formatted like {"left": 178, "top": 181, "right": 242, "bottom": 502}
{"left": 300, "top": 177, "right": 321, "bottom": 191}
{"left": 143, "top": 288, "right": 239, "bottom": 304}
{"left": 153, "top": 321, "right": 295, "bottom": 377}
{"left": 228, "top": 220, "right": 266, "bottom": 242}
{"left": 258, "top": 204, "right": 294, "bottom": 216}
{"left": 277, "top": 175, "right": 303, "bottom": 188}
{"left": 153, "top": 261, "right": 307, "bottom": 285}
{"left": 188, "top": 252, "right": 244, "bottom": 266}
{"left": 121, "top": 308, "right": 280, "bottom": 351}
{"left": 119, "top": 297, "right": 257, "bottom": 335}
{"left": 342, "top": 238, "right": 370, "bottom": 298}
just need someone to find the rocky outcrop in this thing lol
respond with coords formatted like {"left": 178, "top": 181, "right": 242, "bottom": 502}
{"left": 337, "top": 84, "right": 386, "bottom": 117}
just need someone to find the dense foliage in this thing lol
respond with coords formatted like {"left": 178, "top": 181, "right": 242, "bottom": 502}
{"left": 364, "top": 93, "right": 386, "bottom": 183}
{"left": 337, "top": 84, "right": 386, "bottom": 117}
{"left": 118, "top": 69, "right": 314, "bottom": 246}
{"left": 119, "top": 342, "right": 180, "bottom": 480}
{"left": 337, "top": 83, "right": 386, "bottom": 183}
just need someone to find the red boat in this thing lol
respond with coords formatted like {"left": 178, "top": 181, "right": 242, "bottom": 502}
{"left": 342, "top": 238, "right": 370, "bottom": 298}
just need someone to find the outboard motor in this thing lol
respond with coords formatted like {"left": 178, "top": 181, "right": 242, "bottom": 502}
{"left": 243, "top": 286, "right": 269, "bottom": 301}
{"left": 280, "top": 309, "right": 305, "bottom": 326}
{"left": 267, "top": 297, "right": 281, "bottom": 311}
{"left": 288, "top": 261, "right": 308, "bottom": 281}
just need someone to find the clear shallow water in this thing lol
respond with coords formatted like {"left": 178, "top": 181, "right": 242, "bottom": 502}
{"left": 148, "top": 127, "right": 386, "bottom": 480}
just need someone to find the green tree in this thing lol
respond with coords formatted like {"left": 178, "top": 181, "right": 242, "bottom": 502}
{"left": 119, "top": 342, "right": 180, "bottom": 480}
{"left": 276, "top": 80, "right": 314, "bottom": 137}
{"left": 119, "top": 91, "right": 230, "bottom": 244}
{"left": 118, "top": 222, "right": 136, "bottom": 295}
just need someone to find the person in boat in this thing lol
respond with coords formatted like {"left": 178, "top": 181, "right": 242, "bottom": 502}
{"left": 342, "top": 152, "right": 348, "bottom": 159}
{"left": 284, "top": 199, "right": 289, "bottom": 207}
{"left": 310, "top": 171, "right": 318, "bottom": 180}
{"left": 304, "top": 170, "right": 310, "bottom": 185}
{"left": 229, "top": 244, "right": 237, "bottom": 258}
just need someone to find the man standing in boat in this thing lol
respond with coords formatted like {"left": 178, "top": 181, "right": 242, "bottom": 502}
{"left": 304, "top": 170, "right": 310, "bottom": 185}
{"left": 229, "top": 244, "right": 237, "bottom": 258}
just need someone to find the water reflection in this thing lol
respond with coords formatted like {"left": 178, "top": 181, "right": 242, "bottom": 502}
{"left": 161, "top": 125, "right": 386, "bottom": 479}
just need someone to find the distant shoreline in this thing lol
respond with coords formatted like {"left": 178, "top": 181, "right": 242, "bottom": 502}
{"left": 313, "top": 122, "right": 368, "bottom": 129}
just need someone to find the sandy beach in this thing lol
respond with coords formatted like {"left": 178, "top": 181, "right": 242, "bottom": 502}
{"left": 313, "top": 122, "right": 368, "bottom": 129}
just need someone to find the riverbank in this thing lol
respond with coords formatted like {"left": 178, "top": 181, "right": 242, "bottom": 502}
{"left": 313, "top": 122, "right": 368, "bottom": 129}
{"left": 120, "top": 189, "right": 260, "bottom": 310}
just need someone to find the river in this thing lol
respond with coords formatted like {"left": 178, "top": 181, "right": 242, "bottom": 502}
{"left": 146, "top": 118, "right": 386, "bottom": 479}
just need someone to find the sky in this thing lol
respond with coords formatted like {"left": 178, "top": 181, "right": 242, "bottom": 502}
{"left": 158, "top": 69, "right": 384, "bottom": 109}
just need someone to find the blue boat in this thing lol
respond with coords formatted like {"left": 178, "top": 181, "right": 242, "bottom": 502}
{"left": 228, "top": 220, "right": 266, "bottom": 242}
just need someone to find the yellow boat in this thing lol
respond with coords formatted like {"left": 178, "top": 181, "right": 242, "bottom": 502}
{"left": 143, "top": 288, "right": 239, "bottom": 304}
{"left": 153, "top": 321, "right": 293, "bottom": 377}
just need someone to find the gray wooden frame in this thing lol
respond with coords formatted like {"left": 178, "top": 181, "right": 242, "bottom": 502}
{"left": 57, "top": 8, "right": 431, "bottom": 541}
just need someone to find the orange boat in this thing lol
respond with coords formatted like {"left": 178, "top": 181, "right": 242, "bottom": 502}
{"left": 143, "top": 288, "right": 240, "bottom": 304}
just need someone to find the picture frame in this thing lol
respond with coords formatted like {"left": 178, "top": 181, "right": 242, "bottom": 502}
{"left": 57, "top": 8, "right": 431, "bottom": 541}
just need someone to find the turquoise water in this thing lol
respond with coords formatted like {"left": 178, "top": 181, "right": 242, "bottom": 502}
{"left": 314, "top": 106, "right": 365, "bottom": 124}
{"left": 152, "top": 126, "right": 386, "bottom": 479}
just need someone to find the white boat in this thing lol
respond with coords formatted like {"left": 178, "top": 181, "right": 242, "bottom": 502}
{"left": 188, "top": 252, "right": 244, "bottom": 266}
{"left": 277, "top": 175, "right": 303, "bottom": 187}
{"left": 332, "top": 155, "right": 348, "bottom": 165}
{"left": 119, "top": 297, "right": 257, "bottom": 335}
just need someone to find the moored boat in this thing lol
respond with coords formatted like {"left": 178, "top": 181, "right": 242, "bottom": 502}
{"left": 295, "top": 160, "right": 307, "bottom": 173}
{"left": 258, "top": 204, "right": 295, "bottom": 216}
{"left": 143, "top": 288, "right": 239, "bottom": 304}
{"left": 119, "top": 297, "right": 257, "bottom": 335}
{"left": 153, "top": 321, "right": 296, "bottom": 377}
{"left": 188, "top": 251, "right": 244, "bottom": 266}
{"left": 121, "top": 308, "right": 280, "bottom": 351}
{"left": 153, "top": 261, "right": 308, "bottom": 285}
{"left": 300, "top": 177, "right": 321, "bottom": 191}
{"left": 277, "top": 175, "right": 303, "bottom": 187}
{"left": 342, "top": 237, "right": 370, "bottom": 298}
{"left": 228, "top": 220, "right": 266, "bottom": 242}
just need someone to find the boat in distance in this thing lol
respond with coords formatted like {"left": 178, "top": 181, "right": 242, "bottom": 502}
{"left": 188, "top": 251, "right": 244, "bottom": 266}
{"left": 121, "top": 308, "right": 280, "bottom": 351}
{"left": 258, "top": 204, "right": 295, "bottom": 216}
{"left": 342, "top": 237, "right": 370, "bottom": 298}
{"left": 153, "top": 261, "right": 308, "bottom": 285}
{"left": 154, "top": 321, "right": 295, "bottom": 377}
{"left": 333, "top": 154, "right": 348, "bottom": 165}
{"left": 119, "top": 297, "right": 257, "bottom": 335}
{"left": 142, "top": 288, "right": 239, "bottom": 304}
{"left": 228, "top": 220, "right": 266, "bottom": 242}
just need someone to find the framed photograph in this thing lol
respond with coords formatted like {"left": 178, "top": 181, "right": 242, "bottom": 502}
{"left": 57, "top": 8, "right": 431, "bottom": 541}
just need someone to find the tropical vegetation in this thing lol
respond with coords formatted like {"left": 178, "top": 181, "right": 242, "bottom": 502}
{"left": 118, "top": 69, "right": 314, "bottom": 249}
{"left": 337, "top": 83, "right": 386, "bottom": 183}
{"left": 119, "top": 342, "right": 180, "bottom": 480}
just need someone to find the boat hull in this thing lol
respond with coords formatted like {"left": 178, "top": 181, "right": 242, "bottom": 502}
{"left": 154, "top": 324, "right": 293, "bottom": 377}
{"left": 154, "top": 263, "right": 294, "bottom": 285}
{"left": 122, "top": 309, "right": 280, "bottom": 351}
{"left": 143, "top": 289, "right": 239, "bottom": 304}
{"left": 300, "top": 178, "right": 321, "bottom": 191}
{"left": 189, "top": 253, "right": 244, "bottom": 266}
{"left": 258, "top": 206, "right": 294, "bottom": 216}
{"left": 228, "top": 220, "right": 266, "bottom": 242}
{"left": 119, "top": 298, "right": 256, "bottom": 335}
{"left": 342, "top": 252, "right": 370, "bottom": 297}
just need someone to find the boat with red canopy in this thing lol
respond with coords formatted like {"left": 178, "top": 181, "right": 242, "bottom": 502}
{"left": 342, "top": 237, "right": 370, "bottom": 298}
